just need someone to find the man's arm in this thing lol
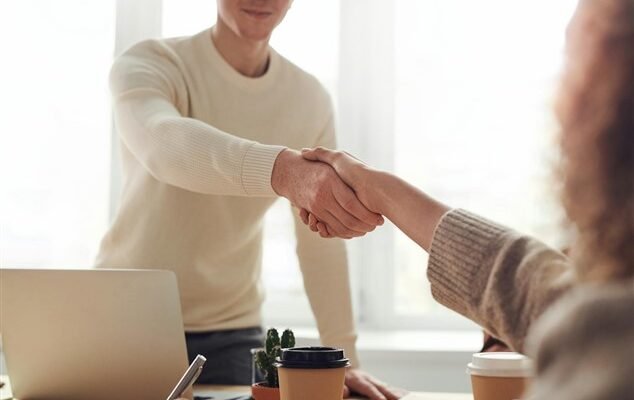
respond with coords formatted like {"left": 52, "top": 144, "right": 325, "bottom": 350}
{"left": 111, "top": 41, "right": 285, "bottom": 197}
{"left": 111, "top": 41, "right": 381, "bottom": 236}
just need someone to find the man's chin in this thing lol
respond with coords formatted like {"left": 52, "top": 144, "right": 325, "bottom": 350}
{"left": 238, "top": 26, "right": 274, "bottom": 42}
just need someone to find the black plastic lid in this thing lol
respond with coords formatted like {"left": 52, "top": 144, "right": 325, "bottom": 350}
{"left": 274, "top": 347, "right": 350, "bottom": 369}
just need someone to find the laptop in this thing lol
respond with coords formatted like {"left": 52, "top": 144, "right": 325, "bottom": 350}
{"left": 0, "top": 268, "right": 190, "bottom": 400}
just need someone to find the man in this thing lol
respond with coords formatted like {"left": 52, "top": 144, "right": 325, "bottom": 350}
{"left": 97, "top": 0, "right": 401, "bottom": 398}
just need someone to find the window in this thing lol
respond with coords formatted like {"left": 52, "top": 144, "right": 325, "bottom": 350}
{"left": 1, "top": 0, "right": 580, "bottom": 334}
{"left": 388, "top": 0, "right": 580, "bottom": 324}
{"left": 0, "top": 1, "right": 114, "bottom": 268}
{"left": 160, "top": 0, "right": 578, "bottom": 331}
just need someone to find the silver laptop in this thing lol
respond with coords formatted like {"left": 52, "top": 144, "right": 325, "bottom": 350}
{"left": 0, "top": 268, "right": 190, "bottom": 400}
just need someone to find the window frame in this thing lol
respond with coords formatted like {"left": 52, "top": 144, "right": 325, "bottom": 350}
{"left": 337, "top": 0, "right": 477, "bottom": 331}
{"left": 110, "top": 0, "right": 163, "bottom": 219}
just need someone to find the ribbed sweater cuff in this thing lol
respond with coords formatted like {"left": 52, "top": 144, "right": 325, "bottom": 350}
{"left": 241, "top": 143, "right": 287, "bottom": 196}
{"left": 427, "top": 209, "right": 507, "bottom": 318}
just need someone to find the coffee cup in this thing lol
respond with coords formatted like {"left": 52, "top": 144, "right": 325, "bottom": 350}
{"left": 467, "top": 352, "right": 533, "bottom": 400}
{"left": 275, "top": 347, "right": 350, "bottom": 400}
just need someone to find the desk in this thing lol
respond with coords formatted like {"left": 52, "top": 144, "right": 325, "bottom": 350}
{"left": 1, "top": 376, "right": 472, "bottom": 400}
{"left": 196, "top": 385, "right": 471, "bottom": 400}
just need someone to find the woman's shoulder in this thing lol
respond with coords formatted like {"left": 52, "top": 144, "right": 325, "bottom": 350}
{"left": 532, "top": 281, "right": 634, "bottom": 343}
{"left": 526, "top": 281, "right": 634, "bottom": 399}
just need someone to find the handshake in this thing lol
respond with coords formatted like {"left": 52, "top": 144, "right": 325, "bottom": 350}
{"left": 271, "top": 147, "right": 386, "bottom": 239}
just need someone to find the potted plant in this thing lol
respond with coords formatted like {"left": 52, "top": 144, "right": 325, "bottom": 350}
{"left": 252, "top": 328, "right": 295, "bottom": 400}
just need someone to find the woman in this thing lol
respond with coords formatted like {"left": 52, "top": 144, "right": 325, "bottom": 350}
{"left": 301, "top": 0, "right": 634, "bottom": 398}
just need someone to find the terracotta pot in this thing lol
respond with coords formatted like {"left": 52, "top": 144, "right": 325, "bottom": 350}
{"left": 251, "top": 382, "right": 280, "bottom": 400}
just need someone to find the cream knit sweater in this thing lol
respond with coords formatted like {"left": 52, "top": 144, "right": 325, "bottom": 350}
{"left": 95, "top": 28, "right": 359, "bottom": 366}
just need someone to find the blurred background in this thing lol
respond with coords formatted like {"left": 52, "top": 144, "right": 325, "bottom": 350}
{"left": 0, "top": 0, "right": 578, "bottom": 392}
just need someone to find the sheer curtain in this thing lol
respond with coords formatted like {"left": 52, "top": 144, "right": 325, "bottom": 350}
{"left": 0, "top": 0, "right": 580, "bottom": 332}
{"left": 334, "top": 0, "right": 578, "bottom": 328}
{"left": 385, "top": 0, "right": 579, "bottom": 323}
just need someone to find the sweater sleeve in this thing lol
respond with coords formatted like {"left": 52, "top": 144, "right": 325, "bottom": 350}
{"left": 427, "top": 209, "right": 576, "bottom": 352}
{"left": 110, "top": 40, "right": 286, "bottom": 196}
{"left": 292, "top": 111, "right": 360, "bottom": 367}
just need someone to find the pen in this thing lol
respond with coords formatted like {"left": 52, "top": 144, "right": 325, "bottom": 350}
{"left": 166, "top": 354, "right": 207, "bottom": 400}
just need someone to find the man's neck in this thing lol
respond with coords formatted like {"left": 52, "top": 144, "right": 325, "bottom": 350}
{"left": 211, "top": 21, "right": 271, "bottom": 78}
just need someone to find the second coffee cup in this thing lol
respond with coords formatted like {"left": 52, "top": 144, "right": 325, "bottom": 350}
{"left": 275, "top": 347, "right": 350, "bottom": 400}
{"left": 467, "top": 352, "right": 533, "bottom": 400}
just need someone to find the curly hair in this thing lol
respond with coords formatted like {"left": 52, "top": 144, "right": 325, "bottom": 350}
{"left": 557, "top": 0, "right": 634, "bottom": 281}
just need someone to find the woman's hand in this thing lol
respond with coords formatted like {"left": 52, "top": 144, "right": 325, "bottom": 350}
{"left": 301, "top": 147, "right": 379, "bottom": 209}
{"left": 273, "top": 148, "right": 383, "bottom": 239}
{"left": 300, "top": 147, "right": 383, "bottom": 238}
{"left": 300, "top": 146, "right": 450, "bottom": 250}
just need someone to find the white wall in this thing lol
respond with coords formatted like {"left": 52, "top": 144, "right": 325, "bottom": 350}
{"left": 361, "top": 350, "right": 472, "bottom": 393}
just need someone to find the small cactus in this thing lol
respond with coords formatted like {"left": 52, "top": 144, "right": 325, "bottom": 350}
{"left": 281, "top": 329, "right": 295, "bottom": 349}
{"left": 255, "top": 328, "right": 295, "bottom": 387}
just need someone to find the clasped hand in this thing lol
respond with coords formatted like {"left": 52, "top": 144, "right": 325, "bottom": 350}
{"left": 271, "top": 148, "right": 380, "bottom": 239}
{"left": 271, "top": 148, "right": 382, "bottom": 239}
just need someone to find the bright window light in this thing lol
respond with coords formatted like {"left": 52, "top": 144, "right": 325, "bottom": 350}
{"left": 0, "top": 1, "right": 115, "bottom": 268}
{"left": 392, "top": 0, "right": 578, "bottom": 316}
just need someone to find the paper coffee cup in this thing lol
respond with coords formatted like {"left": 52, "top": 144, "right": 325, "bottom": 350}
{"left": 467, "top": 352, "right": 533, "bottom": 400}
{"left": 275, "top": 347, "right": 350, "bottom": 400}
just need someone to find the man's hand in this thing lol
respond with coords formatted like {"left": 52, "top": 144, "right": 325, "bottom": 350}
{"left": 272, "top": 149, "right": 383, "bottom": 238}
{"left": 301, "top": 147, "right": 379, "bottom": 211}
{"left": 344, "top": 369, "right": 408, "bottom": 400}
{"left": 301, "top": 147, "right": 450, "bottom": 249}
{"left": 298, "top": 147, "right": 384, "bottom": 238}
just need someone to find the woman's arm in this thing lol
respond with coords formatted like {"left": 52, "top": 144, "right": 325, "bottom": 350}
{"left": 301, "top": 147, "right": 449, "bottom": 251}
{"left": 301, "top": 147, "right": 575, "bottom": 352}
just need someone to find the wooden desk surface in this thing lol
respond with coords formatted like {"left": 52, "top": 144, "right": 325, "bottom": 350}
{"left": 196, "top": 385, "right": 472, "bottom": 400}
{"left": 1, "top": 376, "right": 472, "bottom": 400}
